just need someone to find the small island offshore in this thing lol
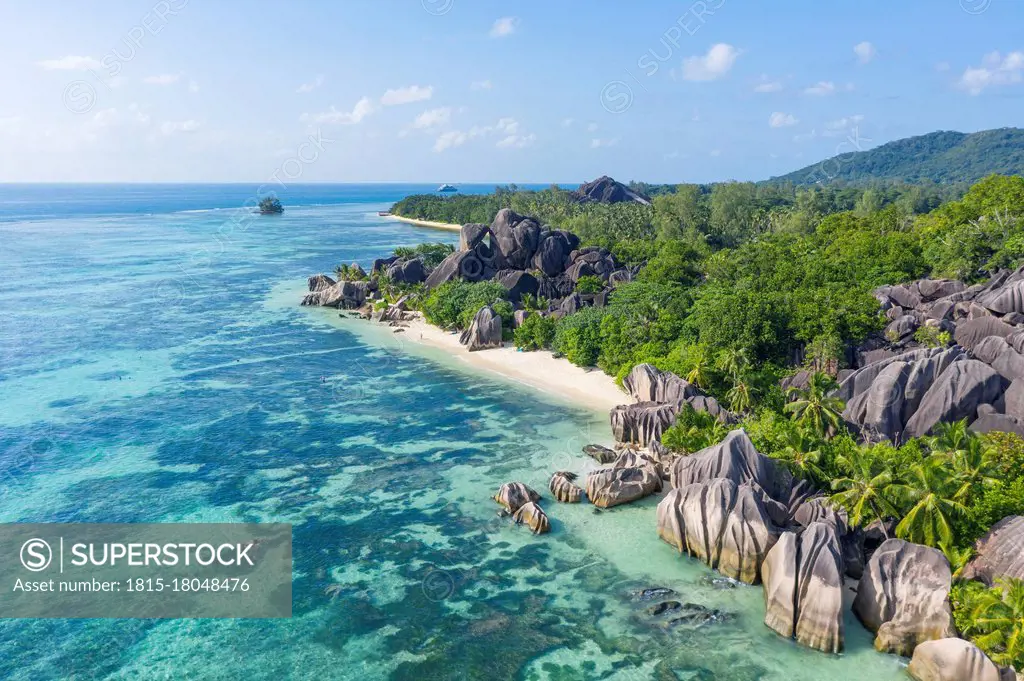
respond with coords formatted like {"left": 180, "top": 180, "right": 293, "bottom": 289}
{"left": 302, "top": 158, "right": 1024, "bottom": 681}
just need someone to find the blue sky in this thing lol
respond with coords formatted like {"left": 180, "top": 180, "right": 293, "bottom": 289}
{"left": 1, "top": 0, "right": 1021, "bottom": 183}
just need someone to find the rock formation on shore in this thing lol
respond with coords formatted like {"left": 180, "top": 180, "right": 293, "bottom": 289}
{"left": 961, "top": 515, "right": 1024, "bottom": 585}
{"left": 853, "top": 538, "right": 956, "bottom": 656}
{"left": 585, "top": 464, "right": 662, "bottom": 508}
{"left": 761, "top": 522, "right": 845, "bottom": 653}
{"left": 459, "top": 305, "right": 503, "bottom": 351}
{"left": 908, "top": 638, "right": 1016, "bottom": 681}
{"left": 842, "top": 267, "right": 1024, "bottom": 442}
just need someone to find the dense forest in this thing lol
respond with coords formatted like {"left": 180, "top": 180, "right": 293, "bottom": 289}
{"left": 382, "top": 172, "right": 1024, "bottom": 670}
{"left": 769, "top": 128, "right": 1024, "bottom": 185}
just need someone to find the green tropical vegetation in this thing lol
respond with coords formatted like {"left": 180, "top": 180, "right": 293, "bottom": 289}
{"left": 768, "top": 128, "right": 1024, "bottom": 185}
{"left": 381, "top": 169, "right": 1024, "bottom": 669}
{"left": 953, "top": 578, "right": 1024, "bottom": 670}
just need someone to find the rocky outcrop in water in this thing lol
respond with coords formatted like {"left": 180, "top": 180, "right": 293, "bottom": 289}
{"left": 853, "top": 538, "right": 956, "bottom": 656}
{"left": 962, "top": 515, "right": 1024, "bottom": 585}
{"left": 908, "top": 638, "right": 1015, "bottom": 681}
{"left": 610, "top": 401, "right": 679, "bottom": 448}
{"left": 512, "top": 501, "right": 550, "bottom": 534}
{"left": 549, "top": 471, "right": 583, "bottom": 503}
{"left": 582, "top": 444, "right": 617, "bottom": 464}
{"left": 585, "top": 464, "right": 662, "bottom": 508}
{"left": 459, "top": 306, "right": 503, "bottom": 351}
{"left": 301, "top": 278, "right": 371, "bottom": 309}
{"left": 656, "top": 477, "right": 780, "bottom": 584}
{"left": 761, "top": 522, "right": 845, "bottom": 654}
{"left": 494, "top": 482, "right": 541, "bottom": 513}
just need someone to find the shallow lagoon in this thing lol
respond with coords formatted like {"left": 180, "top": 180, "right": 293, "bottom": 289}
{"left": 0, "top": 187, "right": 908, "bottom": 679}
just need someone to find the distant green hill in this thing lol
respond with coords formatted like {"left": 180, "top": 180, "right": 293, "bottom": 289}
{"left": 768, "top": 128, "right": 1024, "bottom": 185}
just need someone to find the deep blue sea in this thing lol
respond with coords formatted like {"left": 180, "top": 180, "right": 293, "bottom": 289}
{"left": 0, "top": 185, "right": 907, "bottom": 680}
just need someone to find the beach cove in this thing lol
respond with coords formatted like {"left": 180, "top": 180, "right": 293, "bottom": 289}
{"left": 0, "top": 185, "right": 907, "bottom": 680}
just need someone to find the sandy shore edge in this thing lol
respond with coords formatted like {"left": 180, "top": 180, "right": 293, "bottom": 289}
{"left": 335, "top": 308, "right": 628, "bottom": 414}
{"left": 383, "top": 214, "right": 462, "bottom": 233}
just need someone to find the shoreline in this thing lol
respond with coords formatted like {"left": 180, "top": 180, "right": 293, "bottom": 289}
{"left": 330, "top": 307, "right": 628, "bottom": 414}
{"left": 382, "top": 214, "right": 462, "bottom": 233}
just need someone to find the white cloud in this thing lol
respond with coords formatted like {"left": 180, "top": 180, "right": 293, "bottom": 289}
{"left": 188, "top": 80, "right": 200, "bottom": 93}
{"left": 754, "top": 75, "right": 783, "bottom": 93}
{"left": 434, "top": 130, "right": 469, "bottom": 152}
{"left": 590, "top": 138, "right": 618, "bottom": 148}
{"left": 769, "top": 112, "right": 798, "bottom": 128}
{"left": 681, "top": 43, "right": 740, "bottom": 81}
{"left": 160, "top": 120, "right": 200, "bottom": 135}
{"left": 380, "top": 85, "right": 433, "bottom": 106}
{"left": 413, "top": 107, "right": 453, "bottom": 129}
{"left": 490, "top": 17, "right": 519, "bottom": 38}
{"left": 803, "top": 81, "right": 836, "bottom": 95}
{"left": 496, "top": 133, "right": 536, "bottom": 149}
{"left": 143, "top": 73, "right": 181, "bottom": 85}
{"left": 958, "top": 51, "right": 1024, "bottom": 95}
{"left": 301, "top": 97, "right": 376, "bottom": 125}
{"left": 561, "top": 118, "right": 574, "bottom": 128}
{"left": 470, "top": 80, "right": 493, "bottom": 90}
{"left": 854, "top": 41, "right": 876, "bottom": 64}
{"left": 296, "top": 75, "right": 324, "bottom": 94}
{"left": 37, "top": 55, "right": 101, "bottom": 71}
{"left": 587, "top": 122, "right": 599, "bottom": 132}
{"left": 496, "top": 117, "right": 519, "bottom": 134}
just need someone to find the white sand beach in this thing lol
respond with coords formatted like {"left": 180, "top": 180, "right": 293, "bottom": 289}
{"left": 384, "top": 214, "right": 462, "bottom": 232}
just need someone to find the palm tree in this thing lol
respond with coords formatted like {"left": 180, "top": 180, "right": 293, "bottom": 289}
{"left": 685, "top": 345, "right": 713, "bottom": 390}
{"left": 785, "top": 372, "right": 845, "bottom": 437}
{"left": 891, "top": 455, "right": 968, "bottom": 549}
{"left": 726, "top": 375, "right": 757, "bottom": 413}
{"left": 829, "top": 446, "right": 900, "bottom": 531}
{"left": 960, "top": 578, "right": 1024, "bottom": 669}
{"left": 716, "top": 347, "right": 749, "bottom": 381}
{"left": 774, "top": 428, "right": 826, "bottom": 485}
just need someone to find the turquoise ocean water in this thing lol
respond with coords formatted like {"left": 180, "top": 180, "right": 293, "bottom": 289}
{"left": 0, "top": 184, "right": 908, "bottom": 680}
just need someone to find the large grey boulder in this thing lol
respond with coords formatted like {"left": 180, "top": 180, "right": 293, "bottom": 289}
{"left": 669, "top": 430, "right": 799, "bottom": 506}
{"left": 908, "top": 638, "right": 1013, "bottom": 681}
{"left": 385, "top": 258, "right": 427, "bottom": 285}
{"left": 575, "top": 175, "right": 652, "bottom": 205}
{"left": 761, "top": 522, "right": 845, "bottom": 653}
{"left": 1003, "top": 380, "right": 1024, "bottom": 420}
{"left": 918, "top": 279, "right": 967, "bottom": 301}
{"left": 903, "top": 359, "right": 1005, "bottom": 440}
{"left": 979, "top": 280, "right": 1024, "bottom": 315}
{"left": 493, "top": 482, "right": 540, "bottom": 513}
{"left": 495, "top": 270, "right": 538, "bottom": 305}
{"left": 307, "top": 273, "right": 336, "bottom": 292}
{"left": 301, "top": 280, "right": 369, "bottom": 309}
{"left": 971, "top": 413, "right": 1024, "bottom": 436}
{"left": 853, "top": 538, "right": 956, "bottom": 656}
{"left": 955, "top": 316, "right": 1017, "bottom": 352}
{"left": 424, "top": 250, "right": 484, "bottom": 288}
{"left": 962, "top": 515, "right": 1024, "bottom": 586}
{"left": 656, "top": 478, "right": 780, "bottom": 584}
{"left": 532, "top": 232, "right": 571, "bottom": 276}
{"left": 459, "top": 306, "right": 503, "bottom": 351}
{"left": 459, "top": 223, "right": 490, "bottom": 251}
{"left": 974, "top": 336, "right": 1024, "bottom": 382}
{"left": 623, "top": 364, "right": 696, "bottom": 404}
{"left": 586, "top": 465, "right": 661, "bottom": 508}
{"left": 490, "top": 208, "right": 541, "bottom": 269}
{"left": 610, "top": 401, "right": 679, "bottom": 447}
{"left": 512, "top": 501, "right": 550, "bottom": 535}
{"left": 549, "top": 472, "right": 583, "bottom": 503}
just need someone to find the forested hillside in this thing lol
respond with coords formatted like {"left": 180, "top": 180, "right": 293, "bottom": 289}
{"left": 769, "top": 128, "right": 1024, "bottom": 185}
